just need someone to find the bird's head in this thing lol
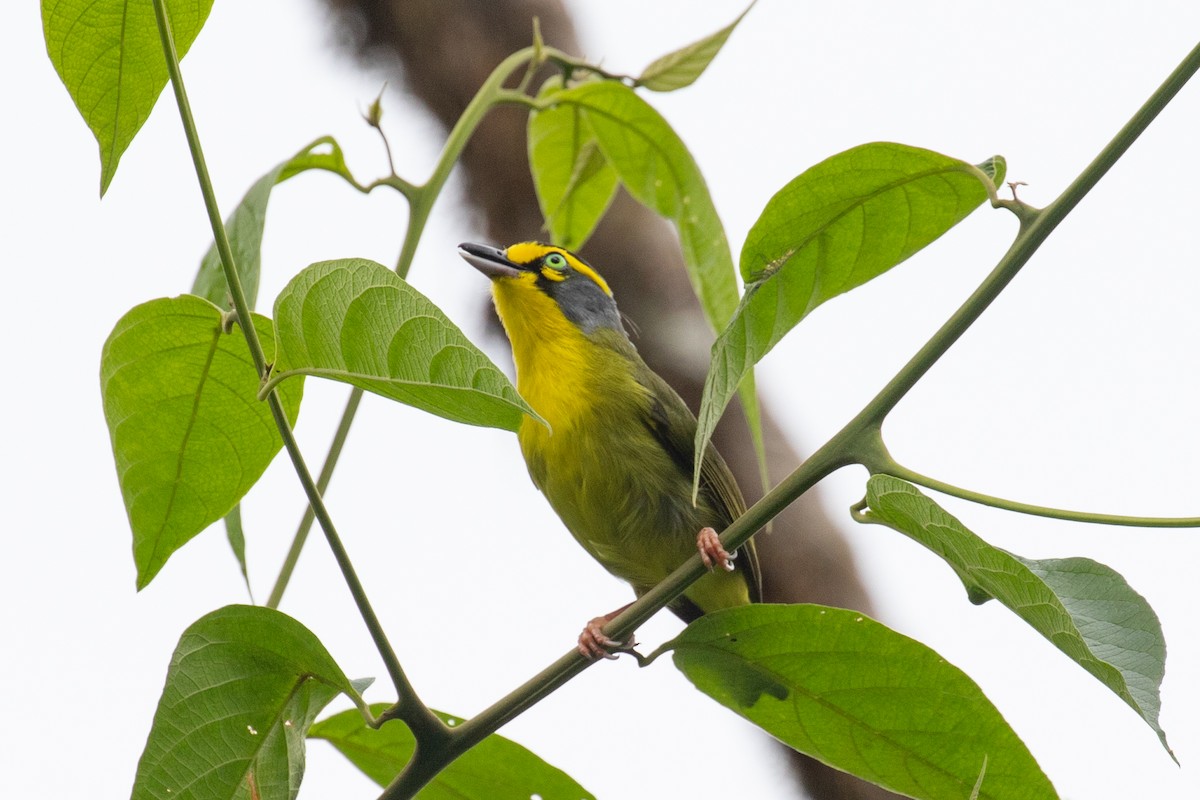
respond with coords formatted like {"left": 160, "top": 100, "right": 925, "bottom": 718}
{"left": 458, "top": 241, "right": 623, "bottom": 335}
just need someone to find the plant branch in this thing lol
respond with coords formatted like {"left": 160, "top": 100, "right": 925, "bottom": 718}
{"left": 545, "top": 51, "right": 636, "bottom": 85}
{"left": 395, "top": 46, "right": 541, "bottom": 276}
{"left": 877, "top": 463, "right": 1200, "bottom": 528}
{"left": 265, "top": 386, "right": 364, "bottom": 609}
{"left": 150, "top": 0, "right": 441, "bottom": 737}
{"left": 365, "top": 174, "right": 419, "bottom": 199}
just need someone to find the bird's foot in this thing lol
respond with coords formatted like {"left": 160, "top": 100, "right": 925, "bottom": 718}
{"left": 578, "top": 605, "right": 636, "bottom": 660}
{"left": 697, "top": 526, "right": 736, "bottom": 572}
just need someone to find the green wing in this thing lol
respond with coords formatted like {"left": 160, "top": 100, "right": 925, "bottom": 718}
{"left": 632, "top": 354, "right": 763, "bottom": 604}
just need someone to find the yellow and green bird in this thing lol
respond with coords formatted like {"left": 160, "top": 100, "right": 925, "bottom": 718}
{"left": 459, "top": 241, "right": 760, "bottom": 658}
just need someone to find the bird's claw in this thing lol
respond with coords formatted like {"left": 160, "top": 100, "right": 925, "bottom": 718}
{"left": 697, "top": 527, "right": 736, "bottom": 572}
{"left": 578, "top": 614, "right": 636, "bottom": 660}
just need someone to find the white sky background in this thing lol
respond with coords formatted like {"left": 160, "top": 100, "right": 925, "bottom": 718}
{"left": 3, "top": 1, "right": 1198, "bottom": 798}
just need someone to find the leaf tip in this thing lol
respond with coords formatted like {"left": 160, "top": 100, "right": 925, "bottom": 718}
{"left": 134, "top": 566, "right": 154, "bottom": 592}
{"left": 99, "top": 158, "right": 115, "bottom": 198}
{"left": 976, "top": 154, "right": 1007, "bottom": 188}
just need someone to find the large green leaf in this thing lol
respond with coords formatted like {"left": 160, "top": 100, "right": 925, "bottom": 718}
{"left": 695, "top": 144, "right": 1004, "bottom": 480}
{"left": 132, "top": 606, "right": 362, "bottom": 800}
{"left": 550, "top": 80, "right": 739, "bottom": 330}
{"left": 636, "top": 2, "right": 752, "bottom": 91}
{"left": 310, "top": 705, "right": 595, "bottom": 799}
{"left": 42, "top": 0, "right": 214, "bottom": 195}
{"left": 192, "top": 137, "right": 362, "bottom": 311}
{"left": 528, "top": 78, "right": 618, "bottom": 250}
{"left": 670, "top": 604, "right": 1057, "bottom": 800}
{"left": 101, "top": 296, "right": 302, "bottom": 589}
{"left": 859, "top": 475, "right": 1173, "bottom": 759}
{"left": 267, "top": 259, "right": 536, "bottom": 431}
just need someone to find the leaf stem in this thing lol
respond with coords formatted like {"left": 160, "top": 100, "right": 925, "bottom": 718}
{"left": 265, "top": 386, "right": 363, "bottom": 609}
{"left": 150, "top": 0, "right": 440, "bottom": 736}
{"left": 395, "top": 46, "right": 541, "bottom": 276}
{"left": 366, "top": 174, "right": 419, "bottom": 200}
{"left": 876, "top": 462, "right": 1200, "bottom": 528}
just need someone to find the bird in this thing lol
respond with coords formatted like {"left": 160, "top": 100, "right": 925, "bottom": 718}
{"left": 459, "top": 241, "right": 761, "bottom": 659}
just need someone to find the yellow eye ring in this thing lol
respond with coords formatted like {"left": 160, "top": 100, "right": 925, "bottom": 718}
{"left": 544, "top": 252, "right": 568, "bottom": 270}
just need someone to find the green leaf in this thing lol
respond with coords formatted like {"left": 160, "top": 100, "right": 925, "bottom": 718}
{"left": 132, "top": 605, "right": 362, "bottom": 800}
{"left": 860, "top": 475, "right": 1172, "bottom": 759}
{"left": 192, "top": 137, "right": 362, "bottom": 311}
{"left": 41, "top": 0, "right": 214, "bottom": 196}
{"left": 528, "top": 79, "right": 618, "bottom": 250}
{"left": 670, "top": 604, "right": 1057, "bottom": 800}
{"left": 223, "top": 504, "right": 252, "bottom": 600}
{"left": 695, "top": 144, "right": 1004, "bottom": 481}
{"left": 310, "top": 705, "right": 595, "bottom": 799}
{"left": 636, "top": 2, "right": 753, "bottom": 91}
{"left": 100, "top": 296, "right": 302, "bottom": 589}
{"left": 268, "top": 259, "right": 536, "bottom": 431}
{"left": 554, "top": 81, "right": 739, "bottom": 330}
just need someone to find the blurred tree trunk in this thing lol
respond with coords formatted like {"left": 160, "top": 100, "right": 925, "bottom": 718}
{"left": 324, "top": 1, "right": 896, "bottom": 797}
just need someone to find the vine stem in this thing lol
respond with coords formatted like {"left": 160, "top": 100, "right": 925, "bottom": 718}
{"left": 396, "top": 46, "right": 541, "bottom": 276}
{"left": 265, "top": 387, "right": 362, "bottom": 609}
{"left": 150, "top": 0, "right": 442, "bottom": 740}
{"left": 381, "top": 36, "right": 1200, "bottom": 800}
{"left": 877, "top": 463, "right": 1200, "bottom": 528}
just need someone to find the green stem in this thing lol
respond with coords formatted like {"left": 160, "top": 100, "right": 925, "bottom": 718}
{"left": 152, "top": 2, "right": 262, "bottom": 376}
{"left": 265, "top": 387, "right": 364, "bottom": 609}
{"left": 150, "top": 0, "right": 441, "bottom": 738}
{"left": 395, "top": 46, "right": 540, "bottom": 276}
{"left": 366, "top": 174, "right": 419, "bottom": 200}
{"left": 879, "top": 463, "right": 1200, "bottom": 528}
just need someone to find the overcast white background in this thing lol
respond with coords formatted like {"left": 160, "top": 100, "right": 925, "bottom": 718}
{"left": 3, "top": 2, "right": 1198, "bottom": 798}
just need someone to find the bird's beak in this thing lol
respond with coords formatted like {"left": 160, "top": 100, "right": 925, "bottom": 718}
{"left": 458, "top": 242, "right": 522, "bottom": 280}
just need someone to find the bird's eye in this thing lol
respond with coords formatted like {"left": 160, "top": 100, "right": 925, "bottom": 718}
{"left": 544, "top": 252, "right": 568, "bottom": 270}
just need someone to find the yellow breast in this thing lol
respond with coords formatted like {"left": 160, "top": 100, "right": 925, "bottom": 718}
{"left": 492, "top": 276, "right": 655, "bottom": 566}
{"left": 479, "top": 248, "right": 755, "bottom": 615}
{"left": 492, "top": 275, "right": 605, "bottom": 430}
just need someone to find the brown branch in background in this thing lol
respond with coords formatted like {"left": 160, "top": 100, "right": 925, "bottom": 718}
{"left": 323, "top": 1, "right": 896, "bottom": 797}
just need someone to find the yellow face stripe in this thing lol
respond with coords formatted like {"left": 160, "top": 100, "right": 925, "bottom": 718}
{"left": 504, "top": 242, "right": 612, "bottom": 297}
